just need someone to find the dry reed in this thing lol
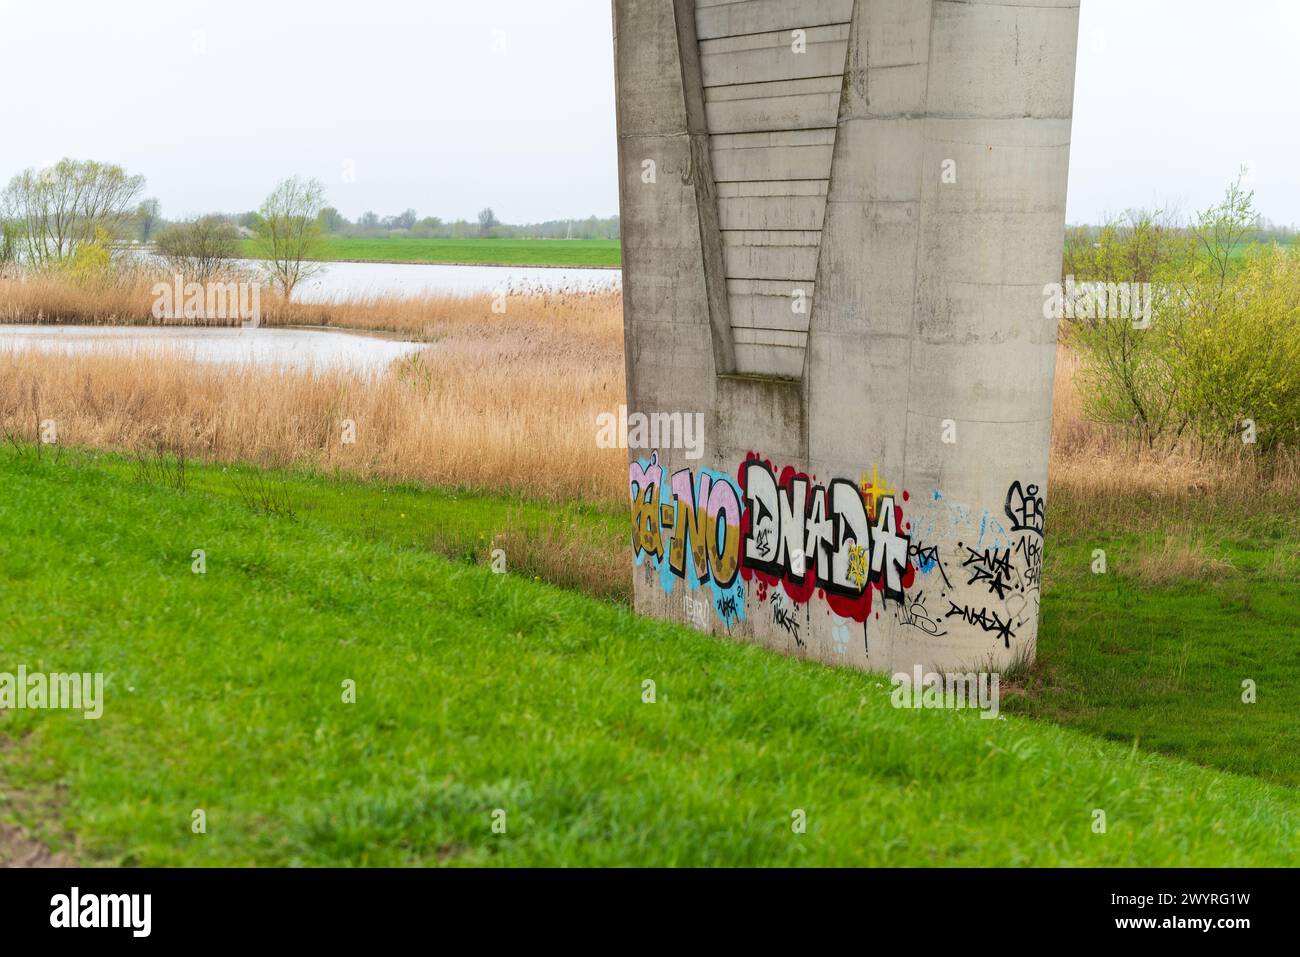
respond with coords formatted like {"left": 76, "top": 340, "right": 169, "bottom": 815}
{"left": 0, "top": 283, "right": 627, "bottom": 504}
{"left": 3, "top": 273, "right": 1297, "bottom": 522}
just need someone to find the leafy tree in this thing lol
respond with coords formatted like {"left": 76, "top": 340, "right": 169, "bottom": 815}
{"left": 65, "top": 226, "right": 114, "bottom": 283}
{"left": 252, "top": 177, "right": 326, "bottom": 298}
{"left": 136, "top": 198, "right": 162, "bottom": 242}
{"left": 1071, "top": 175, "right": 1300, "bottom": 454}
{"left": 1, "top": 158, "right": 145, "bottom": 265}
{"left": 0, "top": 220, "right": 18, "bottom": 274}
{"left": 317, "top": 206, "right": 347, "bottom": 233}
{"left": 155, "top": 215, "right": 242, "bottom": 284}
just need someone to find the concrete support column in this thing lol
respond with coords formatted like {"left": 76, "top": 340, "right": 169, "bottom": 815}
{"left": 615, "top": 0, "right": 1079, "bottom": 675}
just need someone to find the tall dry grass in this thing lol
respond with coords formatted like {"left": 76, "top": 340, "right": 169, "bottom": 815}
{"left": 3, "top": 270, "right": 1297, "bottom": 522}
{"left": 0, "top": 285, "right": 628, "bottom": 504}
{"left": 0, "top": 271, "right": 621, "bottom": 344}
{"left": 1049, "top": 335, "right": 1300, "bottom": 537}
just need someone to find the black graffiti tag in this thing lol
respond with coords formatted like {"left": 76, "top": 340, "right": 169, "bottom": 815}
{"left": 771, "top": 592, "right": 802, "bottom": 646}
{"left": 962, "top": 545, "right": 1015, "bottom": 600}
{"left": 716, "top": 594, "right": 740, "bottom": 626}
{"left": 1005, "top": 480, "right": 1045, "bottom": 537}
{"left": 895, "top": 590, "right": 948, "bottom": 637}
{"left": 1015, "top": 535, "right": 1042, "bottom": 590}
{"left": 945, "top": 602, "right": 1015, "bottom": 647}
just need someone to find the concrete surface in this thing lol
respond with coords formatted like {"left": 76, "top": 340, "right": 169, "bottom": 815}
{"left": 615, "top": 0, "right": 1079, "bottom": 674}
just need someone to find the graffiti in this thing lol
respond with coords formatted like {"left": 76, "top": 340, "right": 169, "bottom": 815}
{"left": 683, "top": 593, "right": 708, "bottom": 629}
{"left": 630, "top": 451, "right": 746, "bottom": 624}
{"left": 961, "top": 544, "right": 1015, "bottom": 601}
{"left": 1015, "top": 535, "right": 1042, "bottom": 590}
{"left": 771, "top": 592, "right": 801, "bottom": 645}
{"left": 913, "top": 489, "right": 1013, "bottom": 556}
{"left": 909, "top": 540, "right": 952, "bottom": 589}
{"left": 1003, "top": 592, "right": 1038, "bottom": 632}
{"left": 1005, "top": 480, "right": 1045, "bottom": 537}
{"left": 895, "top": 590, "right": 948, "bottom": 638}
{"left": 944, "top": 602, "right": 1015, "bottom": 647}
{"left": 846, "top": 542, "right": 869, "bottom": 588}
{"left": 739, "top": 455, "right": 913, "bottom": 623}
{"left": 716, "top": 593, "right": 741, "bottom": 627}
{"left": 858, "top": 464, "right": 895, "bottom": 520}
{"left": 830, "top": 617, "right": 850, "bottom": 655}
{"left": 631, "top": 452, "right": 1041, "bottom": 648}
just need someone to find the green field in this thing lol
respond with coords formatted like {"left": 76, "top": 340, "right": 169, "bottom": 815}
{"left": 1, "top": 447, "right": 1298, "bottom": 866}
{"left": 238, "top": 237, "right": 622, "bottom": 269}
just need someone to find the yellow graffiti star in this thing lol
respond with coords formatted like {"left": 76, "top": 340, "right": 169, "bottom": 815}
{"left": 846, "top": 543, "right": 869, "bottom": 588}
{"left": 859, "top": 464, "right": 896, "bottom": 520}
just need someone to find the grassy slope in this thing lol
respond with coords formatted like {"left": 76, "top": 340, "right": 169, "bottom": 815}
{"left": 1014, "top": 494, "right": 1300, "bottom": 787}
{"left": 238, "top": 237, "right": 622, "bottom": 268}
{"left": 1, "top": 448, "right": 1298, "bottom": 866}
{"left": 106, "top": 453, "right": 1300, "bottom": 789}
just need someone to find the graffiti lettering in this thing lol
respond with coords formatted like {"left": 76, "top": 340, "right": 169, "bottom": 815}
{"left": 632, "top": 452, "right": 1037, "bottom": 646}
{"left": 1015, "top": 535, "right": 1042, "bottom": 590}
{"left": 944, "top": 602, "right": 1015, "bottom": 647}
{"left": 909, "top": 540, "right": 952, "bottom": 589}
{"left": 739, "top": 456, "right": 912, "bottom": 623}
{"left": 895, "top": 590, "right": 948, "bottom": 637}
{"left": 630, "top": 451, "right": 746, "bottom": 624}
{"left": 961, "top": 544, "right": 1015, "bottom": 601}
{"left": 771, "top": 591, "right": 802, "bottom": 645}
{"left": 1005, "top": 480, "right": 1045, "bottom": 537}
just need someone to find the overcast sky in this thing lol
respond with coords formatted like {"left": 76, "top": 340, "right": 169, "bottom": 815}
{"left": 0, "top": 0, "right": 1296, "bottom": 226}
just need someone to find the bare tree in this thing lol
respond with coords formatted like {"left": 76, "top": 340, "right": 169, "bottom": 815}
{"left": 477, "top": 207, "right": 499, "bottom": 236}
{"left": 252, "top": 177, "right": 326, "bottom": 298}
{"left": 155, "top": 215, "right": 242, "bottom": 285}
{"left": 1, "top": 159, "right": 145, "bottom": 265}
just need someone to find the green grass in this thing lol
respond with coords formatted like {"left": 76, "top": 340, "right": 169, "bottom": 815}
{"left": 107, "top": 452, "right": 1300, "bottom": 790}
{"left": 1, "top": 446, "right": 1298, "bottom": 866}
{"left": 238, "top": 237, "right": 622, "bottom": 269}
{"left": 1010, "top": 494, "right": 1300, "bottom": 788}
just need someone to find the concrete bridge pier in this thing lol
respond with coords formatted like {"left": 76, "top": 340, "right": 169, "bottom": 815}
{"left": 615, "top": 0, "right": 1080, "bottom": 674}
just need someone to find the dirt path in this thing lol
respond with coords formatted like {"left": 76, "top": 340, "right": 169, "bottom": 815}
{"left": 0, "top": 823, "right": 74, "bottom": 867}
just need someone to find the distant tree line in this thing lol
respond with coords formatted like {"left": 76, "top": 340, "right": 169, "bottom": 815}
{"left": 1063, "top": 217, "right": 1296, "bottom": 251}
{"left": 310, "top": 206, "right": 620, "bottom": 241}
{"left": 130, "top": 203, "right": 619, "bottom": 243}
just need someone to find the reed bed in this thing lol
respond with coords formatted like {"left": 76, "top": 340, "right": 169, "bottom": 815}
{"left": 2, "top": 272, "right": 1295, "bottom": 519}
{"left": 0, "top": 271, "right": 622, "bottom": 345}
{"left": 0, "top": 282, "right": 628, "bottom": 503}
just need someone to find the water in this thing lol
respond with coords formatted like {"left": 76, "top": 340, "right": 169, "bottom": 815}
{"left": 0, "top": 324, "right": 427, "bottom": 373}
{"left": 1, "top": 260, "right": 622, "bottom": 370}
{"left": 242, "top": 259, "right": 621, "bottom": 303}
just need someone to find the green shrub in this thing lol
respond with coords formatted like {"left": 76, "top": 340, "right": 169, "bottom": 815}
{"left": 1070, "top": 178, "right": 1300, "bottom": 456}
